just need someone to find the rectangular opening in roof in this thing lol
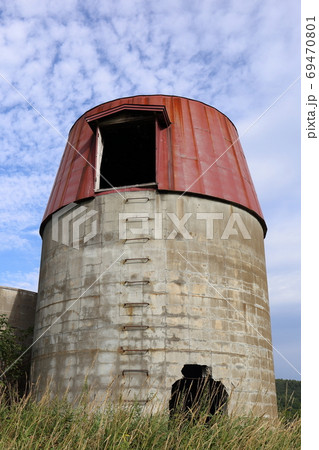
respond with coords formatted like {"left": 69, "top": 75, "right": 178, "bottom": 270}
{"left": 96, "top": 111, "right": 156, "bottom": 190}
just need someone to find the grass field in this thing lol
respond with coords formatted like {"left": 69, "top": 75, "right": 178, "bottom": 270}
{"left": 0, "top": 386, "right": 301, "bottom": 450}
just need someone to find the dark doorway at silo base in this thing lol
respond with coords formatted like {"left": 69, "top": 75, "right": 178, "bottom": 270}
{"left": 169, "top": 364, "right": 228, "bottom": 421}
{"left": 98, "top": 111, "right": 156, "bottom": 189}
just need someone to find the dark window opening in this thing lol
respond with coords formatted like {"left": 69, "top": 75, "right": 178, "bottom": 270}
{"left": 169, "top": 364, "right": 228, "bottom": 420}
{"left": 97, "top": 111, "right": 156, "bottom": 190}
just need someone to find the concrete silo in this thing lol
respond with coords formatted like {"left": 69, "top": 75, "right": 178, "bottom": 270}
{"left": 31, "top": 95, "right": 277, "bottom": 417}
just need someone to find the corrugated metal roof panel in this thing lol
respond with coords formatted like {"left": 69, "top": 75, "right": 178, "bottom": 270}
{"left": 41, "top": 95, "right": 266, "bottom": 234}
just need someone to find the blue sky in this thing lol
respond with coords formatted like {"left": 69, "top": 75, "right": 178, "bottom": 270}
{"left": 0, "top": 0, "right": 300, "bottom": 380}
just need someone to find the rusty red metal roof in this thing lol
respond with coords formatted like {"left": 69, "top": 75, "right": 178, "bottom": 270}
{"left": 41, "top": 95, "right": 266, "bottom": 234}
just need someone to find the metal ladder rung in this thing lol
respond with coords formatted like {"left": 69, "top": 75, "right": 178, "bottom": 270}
{"left": 124, "top": 197, "right": 150, "bottom": 203}
{"left": 122, "top": 325, "right": 149, "bottom": 331}
{"left": 126, "top": 216, "right": 150, "bottom": 222}
{"left": 122, "top": 369, "right": 149, "bottom": 376}
{"left": 123, "top": 257, "right": 149, "bottom": 264}
{"left": 124, "top": 280, "right": 150, "bottom": 286}
{"left": 124, "top": 237, "right": 150, "bottom": 244}
{"left": 123, "top": 302, "right": 149, "bottom": 308}
{"left": 120, "top": 347, "right": 149, "bottom": 354}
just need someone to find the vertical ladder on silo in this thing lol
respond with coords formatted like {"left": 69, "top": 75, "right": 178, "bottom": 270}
{"left": 120, "top": 195, "right": 153, "bottom": 404}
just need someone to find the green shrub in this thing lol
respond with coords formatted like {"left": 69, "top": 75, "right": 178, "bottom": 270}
{"left": 0, "top": 314, "right": 24, "bottom": 388}
{"left": 276, "top": 379, "right": 301, "bottom": 421}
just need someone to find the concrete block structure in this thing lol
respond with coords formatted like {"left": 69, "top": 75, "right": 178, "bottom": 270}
{"left": 0, "top": 286, "right": 37, "bottom": 380}
{"left": 0, "top": 286, "right": 37, "bottom": 332}
{"left": 31, "top": 95, "right": 277, "bottom": 417}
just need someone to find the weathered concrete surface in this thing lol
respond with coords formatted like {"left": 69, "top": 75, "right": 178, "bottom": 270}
{"left": 31, "top": 191, "right": 277, "bottom": 417}
{"left": 0, "top": 286, "right": 37, "bottom": 382}
{"left": 0, "top": 286, "right": 37, "bottom": 331}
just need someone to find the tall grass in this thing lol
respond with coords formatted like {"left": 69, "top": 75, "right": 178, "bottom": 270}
{"left": 0, "top": 386, "right": 300, "bottom": 449}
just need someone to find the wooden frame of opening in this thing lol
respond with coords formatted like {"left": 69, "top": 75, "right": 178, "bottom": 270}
{"left": 86, "top": 104, "right": 171, "bottom": 192}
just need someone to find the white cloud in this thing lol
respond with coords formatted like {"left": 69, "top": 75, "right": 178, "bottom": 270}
{"left": 0, "top": 269, "right": 39, "bottom": 292}
{"left": 0, "top": 233, "right": 30, "bottom": 251}
{"left": 269, "top": 269, "right": 300, "bottom": 307}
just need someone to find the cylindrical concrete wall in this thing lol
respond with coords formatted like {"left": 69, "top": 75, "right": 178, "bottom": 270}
{"left": 32, "top": 191, "right": 276, "bottom": 417}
